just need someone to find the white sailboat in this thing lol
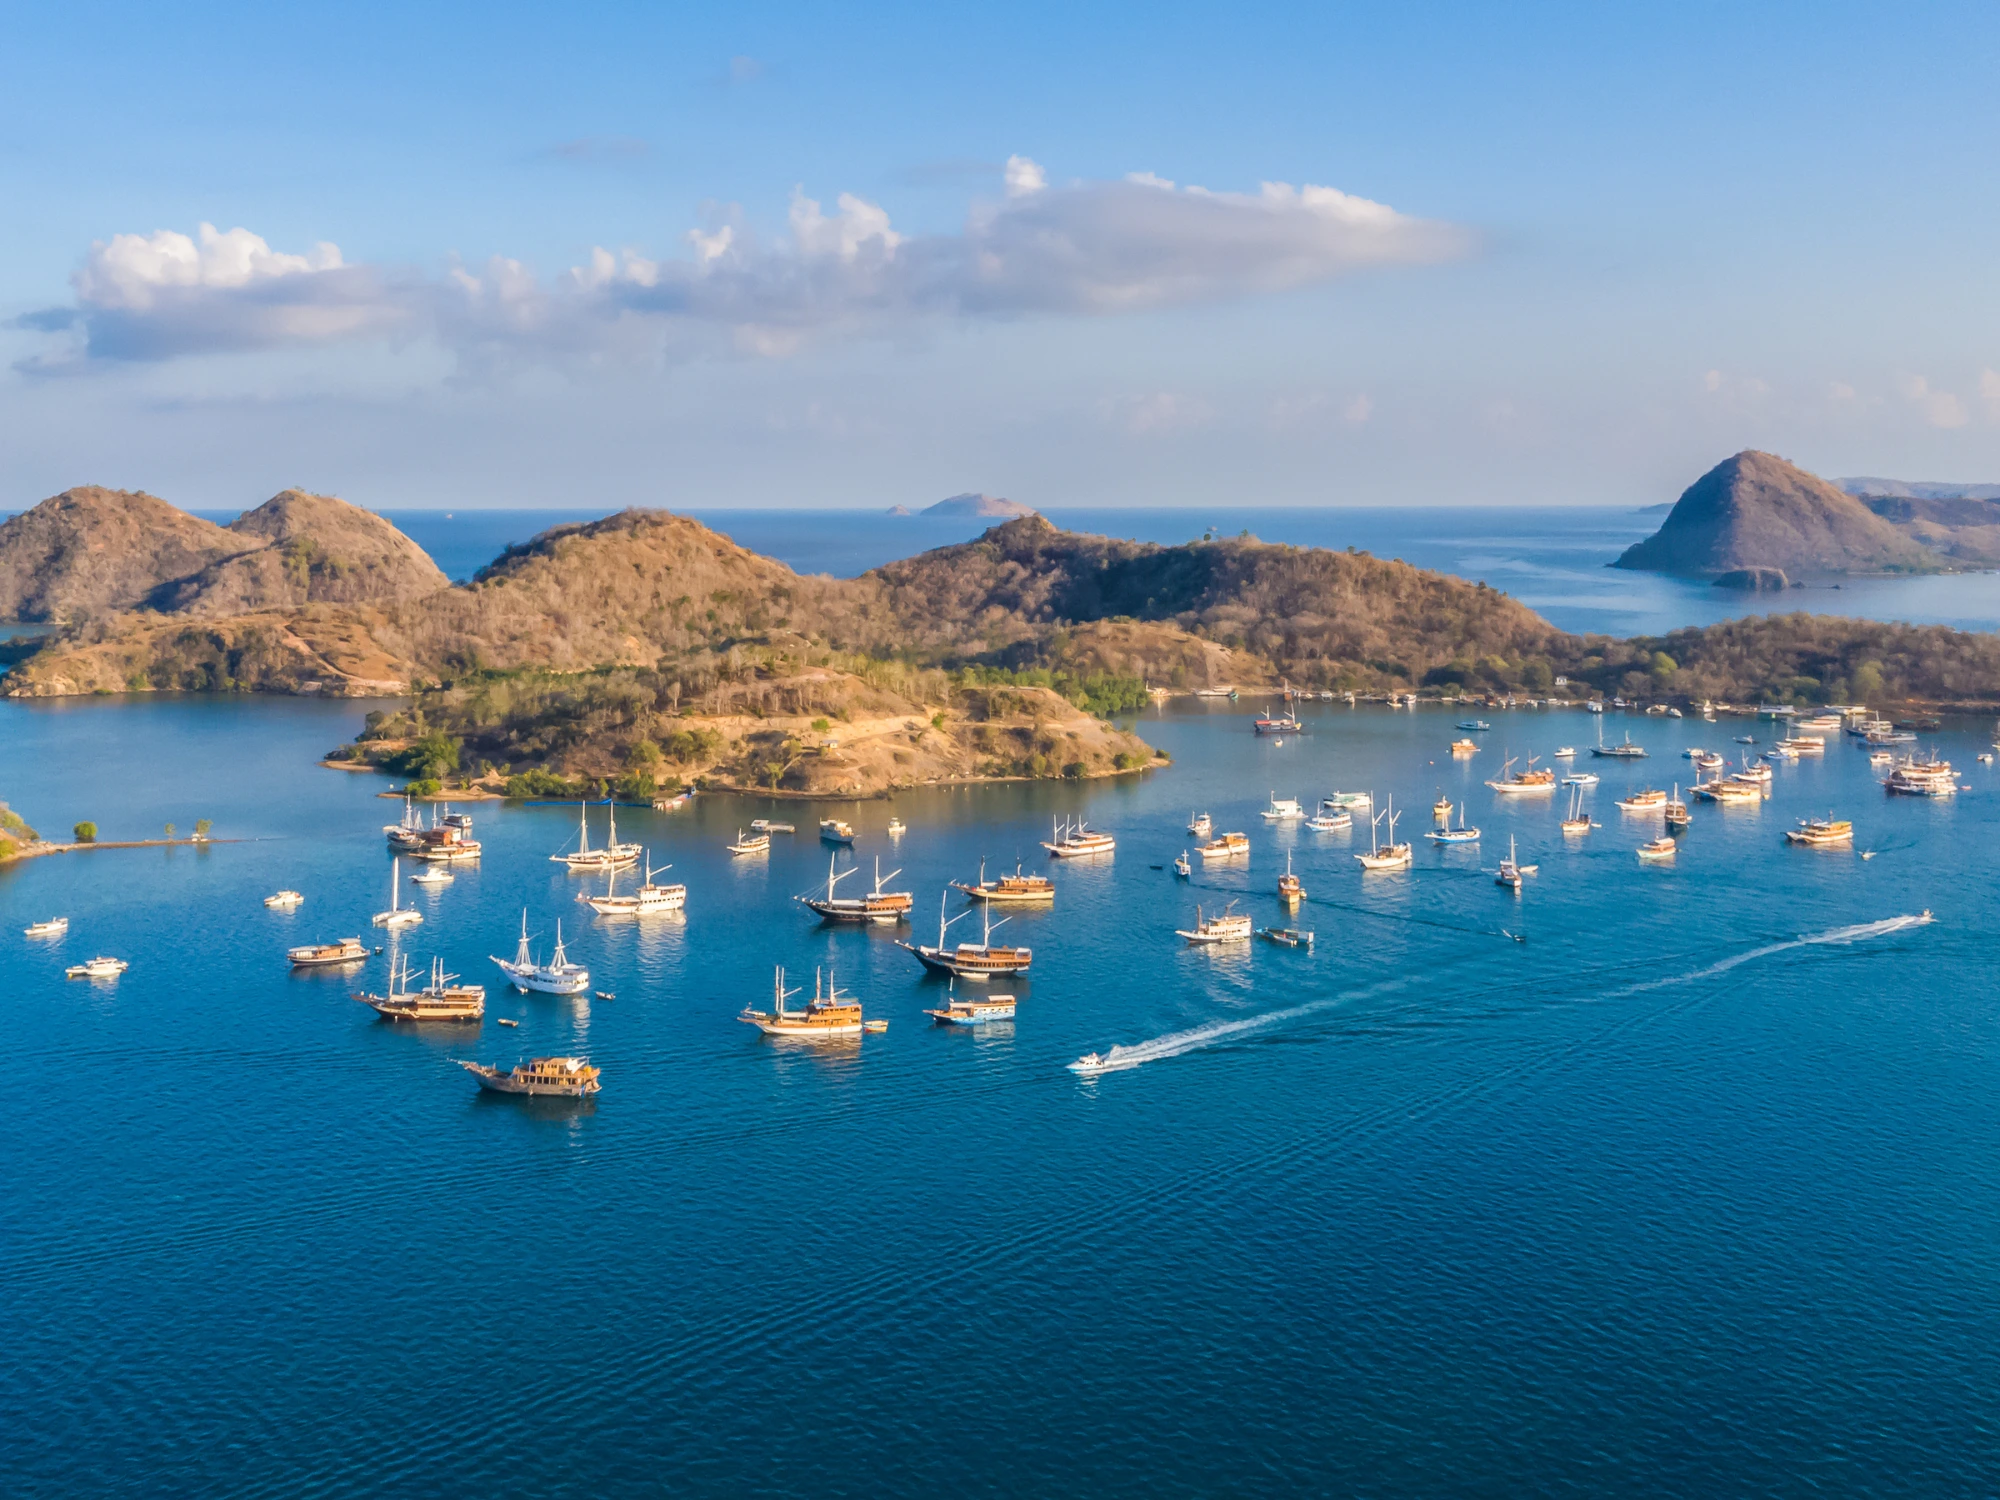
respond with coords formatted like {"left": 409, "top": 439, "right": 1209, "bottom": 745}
{"left": 1355, "top": 798, "right": 1412, "bottom": 870}
{"left": 372, "top": 861, "right": 423, "bottom": 928}
{"left": 551, "top": 800, "right": 642, "bottom": 872}
{"left": 578, "top": 851, "right": 687, "bottom": 915}
{"left": 490, "top": 911, "right": 591, "bottom": 995}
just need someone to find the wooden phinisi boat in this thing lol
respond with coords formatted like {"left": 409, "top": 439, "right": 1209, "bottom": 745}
{"left": 951, "top": 858, "right": 1055, "bottom": 906}
{"left": 1196, "top": 831, "right": 1251, "bottom": 860}
{"left": 458, "top": 1055, "right": 601, "bottom": 1096}
{"left": 579, "top": 854, "right": 686, "bottom": 915}
{"left": 1784, "top": 816, "right": 1854, "bottom": 846}
{"left": 552, "top": 801, "right": 641, "bottom": 871}
{"left": 1042, "top": 817, "right": 1115, "bottom": 858}
{"left": 1176, "top": 901, "right": 1253, "bottom": 944}
{"left": 289, "top": 936, "right": 368, "bottom": 968}
{"left": 799, "top": 854, "right": 913, "bottom": 925}
{"left": 739, "top": 967, "right": 884, "bottom": 1037}
{"left": 899, "top": 895, "right": 1032, "bottom": 979}
{"left": 355, "top": 957, "right": 485, "bottom": 1022}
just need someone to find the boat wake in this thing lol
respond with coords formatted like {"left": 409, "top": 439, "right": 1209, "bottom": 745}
{"left": 1081, "top": 1001, "right": 1340, "bottom": 1074}
{"left": 1619, "top": 912, "right": 1934, "bottom": 996}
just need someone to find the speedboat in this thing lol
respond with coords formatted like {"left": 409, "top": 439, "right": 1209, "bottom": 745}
{"left": 23, "top": 917, "right": 68, "bottom": 938}
{"left": 1734, "top": 735, "right": 1756, "bottom": 745}
{"left": 1068, "top": 1052, "right": 1118, "bottom": 1076}
{"left": 1560, "top": 771, "right": 1600, "bottom": 787}
{"left": 1553, "top": 746, "right": 1575, "bottom": 758}
{"left": 264, "top": 890, "right": 304, "bottom": 910}
{"left": 411, "top": 865, "right": 453, "bottom": 886}
{"left": 887, "top": 818, "right": 906, "bottom": 837}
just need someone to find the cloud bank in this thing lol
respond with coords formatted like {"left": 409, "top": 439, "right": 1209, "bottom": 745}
{"left": 17, "top": 159, "right": 1469, "bottom": 372}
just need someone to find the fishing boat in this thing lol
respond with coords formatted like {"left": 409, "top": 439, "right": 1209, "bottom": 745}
{"left": 1553, "top": 746, "right": 1575, "bottom": 758}
{"left": 1885, "top": 754, "right": 1957, "bottom": 797}
{"left": 1665, "top": 785, "right": 1691, "bottom": 829}
{"left": 288, "top": 936, "right": 368, "bottom": 968}
{"left": 1254, "top": 707, "right": 1303, "bottom": 735}
{"left": 551, "top": 801, "right": 640, "bottom": 872}
{"left": 887, "top": 818, "right": 906, "bottom": 837}
{"left": 1495, "top": 835, "right": 1529, "bottom": 890}
{"left": 923, "top": 986, "right": 1018, "bottom": 1025}
{"left": 579, "top": 853, "right": 686, "bottom": 915}
{"left": 1785, "top": 816, "right": 1854, "bottom": 846}
{"left": 951, "top": 858, "right": 1056, "bottom": 906}
{"left": 1487, "top": 754, "right": 1557, "bottom": 795}
{"left": 1427, "top": 806, "right": 1480, "bottom": 843}
{"left": 1615, "top": 788, "right": 1668, "bottom": 813}
{"left": 1306, "top": 807, "right": 1352, "bottom": 832}
{"left": 1259, "top": 926, "right": 1314, "bottom": 948}
{"left": 1457, "top": 719, "right": 1492, "bottom": 731}
{"left": 1173, "top": 851, "right": 1191, "bottom": 878}
{"left": 1188, "top": 811, "right": 1213, "bottom": 836}
{"left": 1450, "top": 738, "right": 1480, "bottom": 756}
{"left": 1277, "top": 852, "right": 1305, "bottom": 904}
{"left": 1433, "top": 795, "right": 1453, "bottom": 819}
{"left": 1560, "top": 770, "right": 1600, "bottom": 787}
{"left": 1043, "top": 817, "right": 1116, "bottom": 858}
{"left": 411, "top": 864, "right": 453, "bottom": 886}
{"left": 818, "top": 818, "right": 857, "bottom": 845}
{"left": 65, "top": 956, "right": 128, "bottom": 980}
{"left": 1356, "top": 801, "right": 1412, "bottom": 871}
{"left": 1197, "top": 830, "right": 1251, "bottom": 860}
{"left": 1560, "top": 783, "right": 1592, "bottom": 835}
{"left": 1322, "top": 791, "right": 1372, "bottom": 811}
{"left": 371, "top": 862, "right": 423, "bottom": 929}
{"left": 727, "top": 829, "right": 772, "bottom": 855}
{"left": 1262, "top": 793, "right": 1304, "bottom": 821}
{"left": 899, "top": 895, "right": 1032, "bottom": 979}
{"left": 750, "top": 819, "right": 796, "bottom": 834}
{"left": 1636, "top": 837, "right": 1677, "bottom": 862}
{"left": 355, "top": 956, "right": 485, "bottom": 1023}
{"left": 800, "top": 854, "right": 914, "bottom": 925}
{"left": 23, "top": 917, "right": 68, "bottom": 938}
{"left": 457, "top": 1055, "right": 601, "bottom": 1097}
{"left": 264, "top": 890, "right": 304, "bottom": 910}
{"left": 490, "top": 912, "right": 591, "bottom": 995}
{"left": 1176, "top": 901, "right": 1254, "bottom": 945}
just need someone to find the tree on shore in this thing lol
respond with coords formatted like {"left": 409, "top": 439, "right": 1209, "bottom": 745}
{"left": 194, "top": 818, "right": 212, "bottom": 840}
{"left": 73, "top": 822, "right": 97, "bottom": 843}
{"left": 164, "top": 822, "right": 176, "bottom": 840}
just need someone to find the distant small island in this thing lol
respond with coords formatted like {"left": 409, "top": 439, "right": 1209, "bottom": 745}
{"left": 922, "top": 493, "right": 1038, "bottom": 519}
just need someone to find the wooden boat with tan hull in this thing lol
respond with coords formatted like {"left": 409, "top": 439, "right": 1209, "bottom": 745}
{"left": 289, "top": 936, "right": 369, "bottom": 968}
{"left": 458, "top": 1055, "right": 601, "bottom": 1097}
{"left": 739, "top": 967, "right": 885, "bottom": 1037}
{"left": 951, "top": 858, "right": 1056, "bottom": 906}
{"left": 798, "top": 854, "right": 914, "bottom": 925}
{"left": 356, "top": 956, "right": 485, "bottom": 1023}
{"left": 899, "top": 894, "right": 1032, "bottom": 979}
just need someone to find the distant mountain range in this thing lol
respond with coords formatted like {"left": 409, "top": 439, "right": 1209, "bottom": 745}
{"left": 1837, "top": 477, "right": 2000, "bottom": 501}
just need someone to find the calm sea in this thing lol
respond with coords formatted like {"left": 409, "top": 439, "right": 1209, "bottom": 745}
{"left": 4, "top": 695, "right": 1997, "bottom": 1495}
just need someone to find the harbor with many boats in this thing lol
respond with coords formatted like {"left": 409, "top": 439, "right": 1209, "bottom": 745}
{"left": 1, "top": 689, "right": 1988, "bottom": 1494}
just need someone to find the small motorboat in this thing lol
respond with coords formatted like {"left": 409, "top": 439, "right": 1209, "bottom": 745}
{"left": 66, "top": 956, "right": 129, "bottom": 980}
{"left": 819, "top": 819, "right": 857, "bottom": 846}
{"left": 23, "top": 917, "right": 68, "bottom": 938}
{"left": 1173, "top": 851, "right": 1191, "bottom": 878}
{"left": 1560, "top": 771, "right": 1600, "bottom": 787}
{"left": 1553, "top": 746, "right": 1575, "bottom": 758}
{"left": 1457, "top": 719, "right": 1491, "bottom": 731}
{"left": 1637, "top": 837, "right": 1677, "bottom": 862}
{"left": 1734, "top": 735, "right": 1756, "bottom": 745}
{"left": 750, "top": 819, "right": 796, "bottom": 834}
{"left": 263, "top": 890, "right": 304, "bottom": 910}
{"left": 411, "top": 864, "right": 454, "bottom": 886}
{"left": 887, "top": 818, "right": 906, "bottom": 837}
{"left": 497, "top": 1016, "right": 520, "bottom": 1027}
{"left": 1068, "top": 1052, "right": 1119, "bottom": 1076}
{"left": 594, "top": 991, "right": 616, "bottom": 1001}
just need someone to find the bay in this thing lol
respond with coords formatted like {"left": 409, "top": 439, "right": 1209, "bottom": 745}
{"left": 3, "top": 695, "right": 1997, "bottom": 1495}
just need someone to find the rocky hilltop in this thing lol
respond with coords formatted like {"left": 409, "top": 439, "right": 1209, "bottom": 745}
{"left": 1855, "top": 494, "right": 2000, "bottom": 566}
{"left": 0, "top": 487, "right": 249, "bottom": 621}
{"left": 158, "top": 490, "right": 448, "bottom": 615}
{"left": 1614, "top": 451, "right": 1939, "bottom": 578}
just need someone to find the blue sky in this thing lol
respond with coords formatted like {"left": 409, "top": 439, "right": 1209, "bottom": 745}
{"left": 3, "top": 1, "right": 1997, "bottom": 510}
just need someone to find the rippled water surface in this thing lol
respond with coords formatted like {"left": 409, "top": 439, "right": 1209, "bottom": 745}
{"left": 4, "top": 697, "right": 1999, "bottom": 1496}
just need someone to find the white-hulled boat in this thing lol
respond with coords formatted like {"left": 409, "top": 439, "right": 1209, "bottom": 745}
{"left": 1496, "top": 834, "right": 1536, "bottom": 890}
{"left": 1615, "top": 788, "right": 1668, "bottom": 813}
{"left": 1173, "top": 851, "right": 1191, "bottom": 878}
{"left": 1560, "top": 770, "right": 1600, "bottom": 787}
{"left": 924, "top": 985, "right": 1018, "bottom": 1025}
{"left": 458, "top": 1055, "right": 601, "bottom": 1096}
{"left": 551, "top": 801, "right": 641, "bottom": 872}
{"left": 1068, "top": 1051, "right": 1121, "bottom": 1075}
{"left": 66, "top": 956, "right": 128, "bottom": 980}
{"left": 739, "top": 966, "right": 884, "bottom": 1037}
{"left": 1196, "top": 830, "right": 1251, "bottom": 860}
{"left": 384, "top": 795, "right": 426, "bottom": 849}
{"left": 1486, "top": 755, "right": 1558, "bottom": 795}
{"left": 887, "top": 818, "right": 906, "bottom": 837}
{"left": 819, "top": 819, "right": 857, "bottom": 846}
{"left": 800, "top": 854, "right": 913, "bottom": 925}
{"left": 356, "top": 955, "right": 484, "bottom": 1022}
{"left": 751, "top": 819, "right": 796, "bottom": 834}
{"left": 24, "top": 917, "right": 68, "bottom": 938}
{"left": 899, "top": 894, "right": 1032, "bottom": 979}
{"left": 1356, "top": 800, "right": 1412, "bottom": 870}
{"left": 1637, "top": 836, "right": 1677, "bottom": 862}
{"left": 1322, "top": 791, "right": 1371, "bottom": 811}
{"left": 1785, "top": 815, "right": 1854, "bottom": 846}
{"left": 371, "top": 862, "right": 422, "bottom": 929}
{"left": 727, "top": 829, "right": 772, "bottom": 855}
{"left": 1188, "top": 811, "right": 1213, "bottom": 837}
{"left": 1560, "top": 782, "right": 1592, "bottom": 835}
{"left": 1553, "top": 746, "right": 1575, "bottom": 758}
{"left": 1042, "top": 816, "right": 1115, "bottom": 858}
{"left": 411, "top": 864, "right": 453, "bottom": 886}
{"left": 1176, "top": 900, "right": 1253, "bottom": 945}
{"left": 289, "top": 936, "right": 368, "bottom": 968}
{"left": 1262, "top": 793, "right": 1304, "bottom": 821}
{"left": 1590, "top": 729, "right": 1648, "bottom": 759}
{"left": 1427, "top": 807, "right": 1480, "bottom": 843}
{"left": 1306, "top": 807, "right": 1352, "bottom": 832}
{"left": 490, "top": 911, "right": 591, "bottom": 995}
{"left": 264, "top": 890, "right": 304, "bottom": 910}
{"left": 1885, "top": 754, "right": 1957, "bottom": 797}
{"left": 579, "top": 853, "right": 686, "bottom": 915}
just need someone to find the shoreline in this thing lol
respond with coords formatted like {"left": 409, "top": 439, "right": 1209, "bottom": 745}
{"left": 1, "top": 836, "right": 244, "bottom": 867}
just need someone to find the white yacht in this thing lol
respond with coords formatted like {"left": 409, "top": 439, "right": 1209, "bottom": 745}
{"left": 1175, "top": 901, "right": 1254, "bottom": 945}
{"left": 66, "top": 956, "right": 129, "bottom": 980}
{"left": 23, "top": 917, "right": 68, "bottom": 938}
{"left": 372, "top": 862, "right": 423, "bottom": 929}
{"left": 579, "top": 853, "right": 686, "bottom": 915}
{"left": 264, "top": 890, "right": 304, "bottom": 910}
{"left": 490, "top": 911, "right": 591, "bottom": 995}
{"left": 1261, "top": 793, "right": 1304, "bottom": 821}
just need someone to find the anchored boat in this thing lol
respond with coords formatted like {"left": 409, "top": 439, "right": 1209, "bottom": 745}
{"left": 1427, "top": 806, "right": 1480, "bottom": 843}
{"left": 1785, "top": 815, "right": 1854, "bottom": 846}
{"left": 819, "top": 819, "right": 857, "bottom": 846}
{"left": 1196, "top": 830, "right": 1251, "bottom": 860}
{"left": 65, "top": 956, "right": 128, "bottom": 980}
{"left": 1487, "top": 755, "right": 1557, "bottom": 795}
{"left": 1260, "top": 926, "right": 1314, "bottom": 948}
{"left": 490, "top": 912, "right": 591, "bottom": 995}
{"left": 799, "top": 854, "right": 914, "bottom": 925}
{"left": 288, "top": 936, "right": 368, "bottom": 968}
{"left": 24, "top": 917, "right": 68, "bottom": 938}
{"left": 1277, "top": 852, "right": 1305, "bottom": 904}
{"left": 1356, "top": 800, "right": 1412, "bottom": 871}
{"left": 1176, "top": 900, "right": 1253, "bottom": 945}
{"left": 1637, "top": 836, "right": 1677, "bottom": 862}
{"left": 1560, "top": 782, "right": 1593, "bottom": 835}
{"left": 579, "top": 853, "right": 686, "bottom": 915}
{"left": 552, "top": 801, "right": 641, "bottom": 872}
{"left": 727, "top": 829, "right": 772, "bottom": 855}
{"left": 900, "top": 894, "right": 1032, "bottom": 979}
{"left": 458, "top": 1055, "right": 601, "bottom": 1097}
{"left": 1262, "top": 793, "right": 1305, "bottom": 821}
{"left": 1042, "top": 817, "right": 1115, "bottom": 858}
{"left": 951, "top": 858, "right": 1056, "bottom": 906}
{"left": 264, "top": 890, "right": 304, "bottom": 910}
{"left": 1254, "top": 706, "right": 1303, "bottom": 735}
{"left": 371, "top": 862, "right": 423, "bottom": 929}
{"left": 739, "top": 966, "right": 884, "bottom": 1037}
{"left": 1188, "top": 811, "right": 1213, "bottom": 837}
{"left": 355, "top": 956, "right": 485, "bottom": 1023}
{"left": 924, "top": 985, "right": 1018, "bottom": 1025}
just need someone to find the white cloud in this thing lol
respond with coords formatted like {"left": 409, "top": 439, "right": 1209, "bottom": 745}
{"left": 1897, "top": 372, "right": 1967, "bottom": 429}
{"left": 17, "top": 160, "right": 1470, "bottom": 372}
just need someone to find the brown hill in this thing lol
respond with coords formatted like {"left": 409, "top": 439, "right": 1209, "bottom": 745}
{"left": 158, "top": 490, "right": 449, "bottom": 615}
{"left": 1614, "top": 451, "right": 1940, "bottom": 577}
{"left": 0, "top": 487, "right": 248, "bottom": 622}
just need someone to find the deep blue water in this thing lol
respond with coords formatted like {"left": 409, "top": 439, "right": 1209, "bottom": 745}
{"left": 4, "top": 697, "right": 1998, "bottom": 1495}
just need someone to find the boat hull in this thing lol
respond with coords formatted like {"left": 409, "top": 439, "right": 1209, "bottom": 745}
{"left": 899, "top": 943, "right": 1030, "bottom": 979}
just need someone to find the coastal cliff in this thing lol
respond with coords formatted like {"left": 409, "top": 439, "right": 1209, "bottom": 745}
{"left": 1614, "top": 451, "right": 1940, "bottom": 578}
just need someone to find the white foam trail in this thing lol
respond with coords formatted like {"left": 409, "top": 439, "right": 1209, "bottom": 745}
{"left": 1075, "top": 914, "right": 1933, "bottom": 1077}
{"left": 1619, "top": 912, "right": 1934, "bottom": 996}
